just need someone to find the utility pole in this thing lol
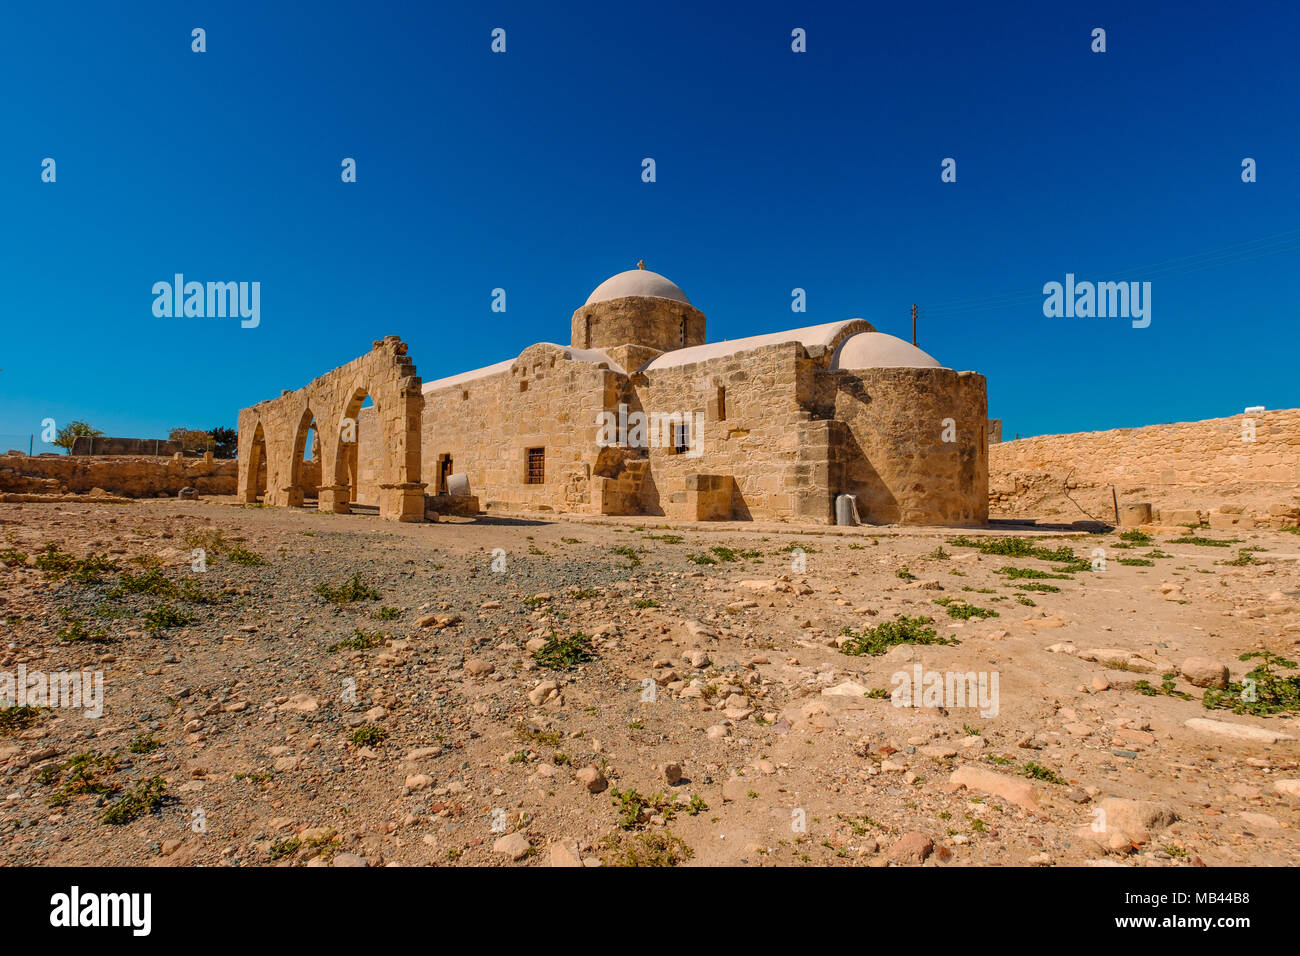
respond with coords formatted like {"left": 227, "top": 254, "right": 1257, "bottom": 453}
{"left": 911, "top": 303, "right": 918, "bottom": 345}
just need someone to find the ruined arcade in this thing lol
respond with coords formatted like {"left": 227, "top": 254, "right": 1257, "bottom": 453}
{"left": 237, "top": 336, "right": 426, "bottom": 521}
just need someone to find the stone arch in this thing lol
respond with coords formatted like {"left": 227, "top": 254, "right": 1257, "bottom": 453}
{"left": 287, "top": 405, "right": 318, "bottom": 507}
{"left": 236, "top": 336, "right": 425, "bottom": 521}
{"left": 239, "top": 422, "right": 268, "bottom": 503}
{"left": 331, "top": 382, "right": 376, "bottom": 506}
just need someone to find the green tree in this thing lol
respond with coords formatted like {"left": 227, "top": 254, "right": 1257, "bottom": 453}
{"left": 168, "top": 427, "right": 212, "bottom": 454}
{"left": 54, "top": 421, "right": 103, "bottom": 451}
{"left": 209, "top": 426, "right": 237, "bottom": 458}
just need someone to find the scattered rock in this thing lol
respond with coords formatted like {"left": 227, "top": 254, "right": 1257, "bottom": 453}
{"left": 548, "top": 840, "right": 582, "bottom": 867}
{"left": 1184, "top": 718, "right": 1294, "bottom": 744}
{"left": 279, "top": 695, "right": 318, "bottom": 713}
{"left": 1275, "top": 779, "right": 1300, "bottom": 798}
{"left": 888, "top": 832, "right": 934, "bottom": 864}
{"left": 575, "top": 765, "right": 607, "bottom": 793}
{"left": 948, "top": 765, "right": 1041, "bottom": 811}
{"left": 1180, "top": 657, "right": 1229, "bottom": 689}
{"left": 492, "top": 832, "right": 531, "bottom": 861}
{"left": 528, "top": 680, "right": 560, "bottom": 706}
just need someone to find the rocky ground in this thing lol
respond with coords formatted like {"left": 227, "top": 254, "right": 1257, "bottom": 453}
{"left": 1, "top": 498, "right": 1298, "bottom": 867}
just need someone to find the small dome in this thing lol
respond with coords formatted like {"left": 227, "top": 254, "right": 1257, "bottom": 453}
{"left": 585, "top": 269, "right": 690, "bottom": 306}
{"left": 831, "top": 331, "right": 944, "bottom": 370}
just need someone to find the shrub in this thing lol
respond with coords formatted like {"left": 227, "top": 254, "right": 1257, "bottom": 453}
{"left": 0, "top": 706, "right": 43, "bottom": 734}
{"left": 534, "top": 633, "right": 594, "bottom": 670}
{"left": 327, "top": 628, "right": 386, "bottom": 652}
{"left": 933, "top": 598, "right": 999, "bottom": 620}
{"left": 1021, "top": 762, "right": 1066, "bottom": 785}
{"left": 143, "top": 604, "right": 196, "bottom": 633}
{"left": 314, "top": 573, "right": 380, "bottom": 603}
{"left": 101, "top": 776, "right": 169, "bottom": 825}
{"left": 599, "top": 830, "right": 693, "bottom": 867}
{"left": 840, "top": 617, "right": 956, "bottom": 656}
{"left": 1202, "top": 652, "right": 1300, "bottom": 716}
{"left": 349, "top": 725, "right": 388, "bottom": 747}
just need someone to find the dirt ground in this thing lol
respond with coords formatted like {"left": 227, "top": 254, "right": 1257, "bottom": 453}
{"left": 1, "top": 498, "right": 1297, "bottom": 867}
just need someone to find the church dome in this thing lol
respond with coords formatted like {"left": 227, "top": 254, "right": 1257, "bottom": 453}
{"left": 585, "top": 268, "right": 690, "bottom": 306}
{"left": 831, "top": 331, "right": 944, "bottom": 370}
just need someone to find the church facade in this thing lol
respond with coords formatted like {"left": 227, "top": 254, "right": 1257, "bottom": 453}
{"left": 236, "top": 266, "right": 989, "bottom": 526}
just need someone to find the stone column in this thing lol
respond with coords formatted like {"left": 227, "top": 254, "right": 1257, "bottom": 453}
{"left": 375, "top": 376, "right": 425, "bottom": 522}
{"left": 379, "top": 481, "right": 428, "bottom": 521}
{"left": 317, "top": 484, "right": 351, "bottom": 514}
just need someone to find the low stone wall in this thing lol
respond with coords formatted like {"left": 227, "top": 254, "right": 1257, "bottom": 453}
{"left": 425, "top": 493, "right": 479, "bottom": 518}
{"left": 69, "top": 436, "right": 184, "bottom": 456}
{"left": 989, "top": 409, "right": 1300, "bottom": 527}
{"left": 0, "top": 453, "right": 237, "bottom": 498}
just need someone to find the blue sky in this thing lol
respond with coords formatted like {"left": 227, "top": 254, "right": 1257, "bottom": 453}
{"left": 2, "top": 0, "right": 1296, "bottom": 449}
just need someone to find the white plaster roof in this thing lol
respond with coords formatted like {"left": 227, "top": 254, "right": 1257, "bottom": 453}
{"left": 421, "top": 346, "right": 625, "bottom": 394}
{"left": 559, "top": 346, "right": 626, "bottom": 374}
{"left": 831, "top": 331, "right": 945, "bottom": 370}
{"left": 585, "top": 269, "right": 690, "bottom": 306}
{"left": 421, "top": 358, "right": 515, "bottom": 393}
{"left": 640, "top": 319, "right": 864, "bottom": 371}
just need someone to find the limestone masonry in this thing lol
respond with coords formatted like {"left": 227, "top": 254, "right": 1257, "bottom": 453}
{"left": 990, "top": 409, "right": 1300, "bottom": 529}
{"left": 236, "top": 266, "right": 989, "bottom": 525}
{"left": 0, "top": 452, "right": 235, "bottom": 499}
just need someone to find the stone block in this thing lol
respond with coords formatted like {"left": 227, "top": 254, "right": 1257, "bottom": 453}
{"left": 1118, "top": 503, "right": 1152, "bottom": 527}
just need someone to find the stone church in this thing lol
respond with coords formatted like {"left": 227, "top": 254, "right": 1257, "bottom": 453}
{"left": 237, "top": 265, "right": 989, "bottom": 526}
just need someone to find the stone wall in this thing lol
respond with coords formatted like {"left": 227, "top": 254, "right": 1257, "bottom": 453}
{"left": 820, "top": 368, "right": 989, "bottom": 526}
{"left": 69, "top": 437, "right": 183, "bottom": 456}
{"left": 570, "top": 296, "right": 705, "bottom": 355}
{"left": 989, "top": 409, "right": 1300, "bottom": 526}
{"left": 420, "top": 343, "right": 621, "bottom": 514}
{"left": 633, "top": 341, "right": 835, "bottom": 522}
{"left": 0, "top": 453, "right": 236, "bottom": 497}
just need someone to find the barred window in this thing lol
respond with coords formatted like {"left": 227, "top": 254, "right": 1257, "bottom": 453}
{"left": 525, "top": 447, "right": 545, "bottom": 484}
{"left": 672, "top": 421, "right": 690, "bottom": 455}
